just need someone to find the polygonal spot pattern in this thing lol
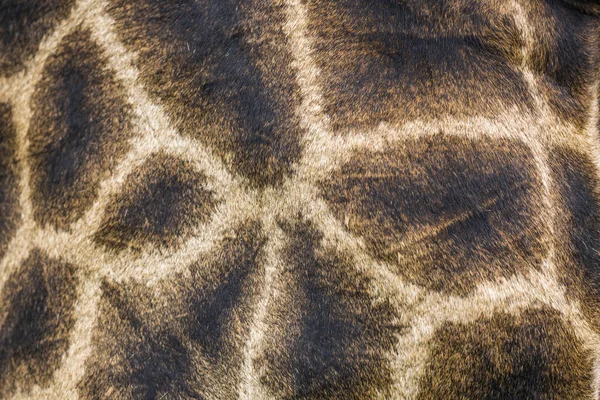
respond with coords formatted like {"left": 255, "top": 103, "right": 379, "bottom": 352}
{"left": 79, "top": 222, "right": 265, "bottom": 399}
{"left": 93, "top": 152, "right": 218, "bottom": 253}
{"left": 28, "top": 27, "right": 133, "bottom": 230}
{"left": 256, "top": 219, "right": 403, "bottom": 399}
{"left": 321, "top": 135, "right": 547, "bottom": 294}
{"left": 107, "top": 0, "right": 303, "bottom": 187}
{"left": 418, "top": 307, "right": 595, "bottom": 399}
{"left": 304, "top": 0, "right": 533, "bottom": 130}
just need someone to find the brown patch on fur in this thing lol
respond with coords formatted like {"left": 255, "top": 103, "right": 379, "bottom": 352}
{"left": 79, "top": 222, "right": 265, "bottom": 399}
{"left": 93, "top": 152, "right": 218, "bottom": 253}
{"left": 0, "top": 249, "right": 78, "bottom": 397}
{"left": 28, "top": 27, "right": 133, "bottom": 231}
{"left": 0, "top": 0, "right": 75, "bottom": 76}
{"left": 321, "top": 135, "right": 547, "bottom": 294}
{"left": 256, "top": 218, "right": 402, "bottom": 399}
{"left": 0, "top": 103, "right": 20, "bottom": 259}
{"left": 304, "top": 0, "right": 534, "bottom": 130}
{"left": 418, "top": 307, "right": 595, "bottom": 399}
{"left": 522, "top": 0, "right": 599, "bottom": 129}
{"left": 107, "top": 0, "right": 303, "bottom": 187}
{"left": 551, "top": 146, "right": 600, "bottom": 329}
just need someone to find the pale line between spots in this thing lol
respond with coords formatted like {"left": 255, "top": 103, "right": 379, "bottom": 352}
{"left": 276, "top": 179, "right": 423, "bottom": 305}
{"left": 509, "top": 1, "right": 559, "bottom": 224}
{"left": 0, "top": 226, "right": 34, "bottom": 308}
{"left": 71, "top": 132, "right": 246, "bottom": 239}
{"left": 0, "top": 77, "right": 10, "bottom": 103}
{"left": 509, "top": 1, "right": 561, "bottom": 304}
{"left": 281, "top": 0, "right": 339, "bottom": 180}
{"left": 583, "top": 77, "right": 600, "bottom": 400}
{"left": 32, "top": 186, "right": 259, "bottom": 285}
{"left": 83, "top": 2, "right": 235, "bottom": 191}
{"left": 69, "top": 134, "right": 161, "bottom": 234}
{"left": 392, "top": 262, "right": 600, "bottom": 399}
{"left": 55, "top": 278, "right": 103, "bottom": 397}
{"left": 510, "top": 0, "right": 553, "bottom": 120}
{"left": 0, "top": 0, "right": 88, "bottom": 303}
{"left": 302, "top": 109, "right": 579, "bottom": 182}
{"left": 584, "top": 79, "right": 600, "bottom": 189}
{"left": 510, "top": 0, "right": 533, "bottom": 68}
{"left": 10, "top": 278, "right": 103, "bottom": 400}
{"left": 239, "top": 220, "right": 287, "bottom": 400}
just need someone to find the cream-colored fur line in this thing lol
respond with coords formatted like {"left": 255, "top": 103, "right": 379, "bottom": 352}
{"left": 1, "top": 0, "right": 600, "bottom": 398}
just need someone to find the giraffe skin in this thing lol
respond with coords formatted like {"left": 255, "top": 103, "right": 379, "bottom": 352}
{"left": 0, "top": 0, "right": 599, "bottom": 398}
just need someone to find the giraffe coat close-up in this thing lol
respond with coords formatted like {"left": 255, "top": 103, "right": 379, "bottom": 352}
{"left": 1, "top": 0, "right": 600, "bottom": 399}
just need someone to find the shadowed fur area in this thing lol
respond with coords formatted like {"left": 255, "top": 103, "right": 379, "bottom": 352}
{"left": 0, "top": 0, "right": 600, "bottom": 399}
{"left": 551, "top": 147, "right": 600, "bottom": 328}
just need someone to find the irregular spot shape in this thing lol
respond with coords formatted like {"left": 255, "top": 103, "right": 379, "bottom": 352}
{"left": 0, "top": 103, "right": 20, "bottom": 259}
{"left": 257, "top": 219, "right": 402, "bottom": 399}
{"left": 80, "top": 222, "right": 265, "bottom": 399}
{"left": 418, "top": 308, "right": 594, "bottom": 399}
{"left": 0, "top": 0, "right": 74, "bottom": 75}
{"left": 93, "top": 153, "right": 218, "bottom": 252}
{"left": 0, "top": 250, "right": 78, "bottom": 397}
{"left": 550, "top": 147, "right": 600, "bottom": 329}
{"left": 107, "top": 0, "right": 303, "bottom": 186}
{"left": 305, "top": 0, "right": 532, "bottom": 129}
{"left": 28, "top": 27, "right": 132, "bottom": 230}
{"left": 321, "top": 135, "right": 546, "bottom": 294}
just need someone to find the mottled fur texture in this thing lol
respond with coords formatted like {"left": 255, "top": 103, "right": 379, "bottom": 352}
{"left": 1, "top": 0, "right": 600, "bottom": 398}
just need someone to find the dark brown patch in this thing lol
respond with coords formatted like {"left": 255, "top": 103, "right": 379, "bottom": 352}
{"left": 524, "top": 0, "right": 599, "bottom": 129}
{"left": 0, "top": 250, "right": 78, "bottom": 397}
{"left": 107, "top": 0, "right": 303, "bottom": 187}
{"left": 321, "top": 135, "right": 546, "bottom": 294}
{"left": 256, "top": 219, "right": 402, "bottom": 399}
{"left": 94, "top": 153, "right": 217, "bottom": 253}
{"left": 560, "top": 0, "right": 600, "bottom": 15}
{"left": 551, "top": 147, "right": 600, "bottom": 329}
{"left": 0, "top": 103, "right": 20, "bottom": 260}
{"left": 79, "top": 222, "right": 265, "bottom": 399}
{"left": 305, "top": 0, "right": 533, "bottom": 130}
{"left": 418, "top": 308, "right": 594, "bottom": 399}
{"left": 0, "top": 0, "right": 74, "bottom": 76}
{"left": 28, "top": 27, "right": 132, "bottom": 230}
